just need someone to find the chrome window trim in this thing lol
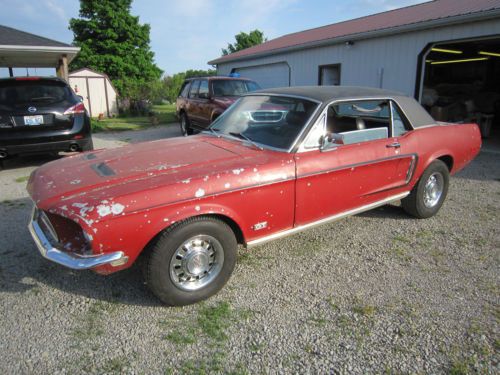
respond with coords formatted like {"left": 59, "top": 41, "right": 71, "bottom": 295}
{"left": 296, "top": 96, "right": 416, "bottom": 153}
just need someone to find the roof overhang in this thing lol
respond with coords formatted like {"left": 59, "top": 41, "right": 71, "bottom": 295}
{"left": 0, "top": 45, "right": 80, "bottom": 68}
{"left": 208, "top": 8, "right": 500, "bottom": 65}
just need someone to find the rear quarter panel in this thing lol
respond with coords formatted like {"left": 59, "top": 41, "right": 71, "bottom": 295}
{"left": 403, "top": 122, "right": 481, "bottom": 187}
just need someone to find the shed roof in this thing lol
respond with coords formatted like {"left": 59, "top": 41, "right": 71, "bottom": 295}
{"left": 209, "top": 0, "right": 500, "bottom": 65}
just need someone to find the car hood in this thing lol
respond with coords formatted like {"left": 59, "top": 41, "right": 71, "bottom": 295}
{"left": 27, "top": 135, "right": 293, "bottom": 221}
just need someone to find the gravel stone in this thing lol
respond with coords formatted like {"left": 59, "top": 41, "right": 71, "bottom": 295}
{"left": 0, "top": 125, "right": 498, "bottom": 374}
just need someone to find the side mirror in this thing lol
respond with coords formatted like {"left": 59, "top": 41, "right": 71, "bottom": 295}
{"left": 320, "top": 133, "right": 343, "bottom": 150}
{"left": 77, "top": 95, "right": 84, "bottom": 102}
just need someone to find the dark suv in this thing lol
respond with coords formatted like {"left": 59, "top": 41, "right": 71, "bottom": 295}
{"left": 0, "top": 77, "right": 93, "bottom": 160}
{"left": 176, "top": 76, "right": 260, "bottom": 135}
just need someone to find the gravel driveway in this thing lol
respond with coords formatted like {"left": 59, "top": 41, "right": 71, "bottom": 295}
{"left": 0, "top": 125, "right": 498, "bottom": 374}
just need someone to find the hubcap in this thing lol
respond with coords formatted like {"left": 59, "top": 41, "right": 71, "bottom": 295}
{"left": 423, "top": 172, "right": 444, "bottom": 208}
{"left": 169, "top": 235, "right": 224, "bottom": 291}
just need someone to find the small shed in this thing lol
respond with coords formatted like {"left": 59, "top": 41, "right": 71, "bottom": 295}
{"left": 68, "top": 68, "right": 118, "bottom": 118}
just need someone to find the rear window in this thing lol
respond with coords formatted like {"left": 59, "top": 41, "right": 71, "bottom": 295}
{"left": 212, "top": 80, "right": 260, "bottom": 97}
{"left": 0, "top": 80, "right": 72, "bottom": 109}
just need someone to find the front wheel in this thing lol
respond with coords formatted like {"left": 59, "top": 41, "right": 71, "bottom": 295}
{"left": 179, "top": 113, "right": 192, "bottom": 136}
{"left": 402, "top": 159, "right": 449, "bottom": 219}
{"left": 145, "top": 217, "right": 237, "bottom": 306}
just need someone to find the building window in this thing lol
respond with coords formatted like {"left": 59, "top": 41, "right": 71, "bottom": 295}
{"left": 318, "top": 64, "right": 341, "bottom": 86}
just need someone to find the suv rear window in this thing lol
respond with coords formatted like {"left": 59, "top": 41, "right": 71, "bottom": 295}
{"left": 212, "top": 80, "right": 260, "bottom": 97}
{"left": 0, "top": 80, "right": 72, "bottom": 110}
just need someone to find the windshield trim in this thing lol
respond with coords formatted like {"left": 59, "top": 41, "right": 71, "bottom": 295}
{"left": 208, "top": 94, "right": 322, "bottom": 153}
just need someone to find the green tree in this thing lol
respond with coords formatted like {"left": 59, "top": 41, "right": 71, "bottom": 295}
{"left": 69, "top": 0, "right": 162, "bottom": 99}
{"left": 163, "top": 69, "right": 216, "bottom": 103}
{"left": 222, "top": 30, "right": 267, "bottom": 55}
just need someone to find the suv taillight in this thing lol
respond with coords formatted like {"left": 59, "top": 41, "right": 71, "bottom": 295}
{"left": 64, "top": 102, "right": 86, "bottom": 115}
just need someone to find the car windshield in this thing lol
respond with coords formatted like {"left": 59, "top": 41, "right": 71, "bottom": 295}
{"left": 212, "top": 80, "right": 260, "bottom": 97}
{"left": 0, "top": 80, "right": 71, "bottom": 110}
{"left": 209, "top": 95, "right": 319, "bottom": 150}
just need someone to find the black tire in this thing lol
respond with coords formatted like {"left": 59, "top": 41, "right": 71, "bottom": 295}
{"left": 402, "top": 159, "right": 449, "bottom": 219}
{"left": 82, "top": 138, "right": 94, "bottom": 152}
{"left": 179, "top": 113, "right": 193, "bottom": 136}
{"left": 145, "top": 216, "right": 237, "bottom": 306}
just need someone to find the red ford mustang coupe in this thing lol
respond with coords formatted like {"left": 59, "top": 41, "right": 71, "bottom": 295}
{"left": 27, "top": 86, "right": 481, "bottom": 305}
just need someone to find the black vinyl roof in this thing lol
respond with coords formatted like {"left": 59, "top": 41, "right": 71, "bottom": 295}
{"left": 246, "top": 85, "right": 435, "bottom": 128}
{"left": 0, "top": 25, "right": 73, "bottom": 47}
{"left": 250, "top": 85, "right": 404, "bottom": 102}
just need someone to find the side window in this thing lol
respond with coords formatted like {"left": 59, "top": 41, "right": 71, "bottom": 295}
{"left": 198, "top": 80, "right": 209, "bottom": 98}
{"left": 303, "top": 114, "right": 326, "bottom": 149}
{"left": 179, "top": 81, "right": 191, "bottom": 98}
{"left": 189, "top": 80, "right": 200, "bottom": 98}
{"left": 326, "top": 100, "right": 390, "bottom": 145}
{"left": 391, "top": 101, "right": 411, "bottom": 137}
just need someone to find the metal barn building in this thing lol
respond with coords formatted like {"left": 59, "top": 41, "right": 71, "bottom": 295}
{"left": 209, "top": 0, "right": 500, "bottom": 139}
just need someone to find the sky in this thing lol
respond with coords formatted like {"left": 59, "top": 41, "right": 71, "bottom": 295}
{"left": 0, "top": 0, "right": 427, "bottom": 77}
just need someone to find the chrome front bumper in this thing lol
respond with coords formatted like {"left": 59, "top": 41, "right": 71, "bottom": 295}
{"left": 28, "top": 206, "right": 126, "bottom": 270}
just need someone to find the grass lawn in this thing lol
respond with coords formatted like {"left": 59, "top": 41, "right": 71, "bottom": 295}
{"left": 91, "top": 103, "right": 177, "bottom": 132}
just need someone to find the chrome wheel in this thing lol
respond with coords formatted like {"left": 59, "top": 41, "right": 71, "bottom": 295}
{"left": 169, "top": 235, "right": 224, "bottom": 291}
{"left": 423, "top": 172, "right": 444, "bottom": 208}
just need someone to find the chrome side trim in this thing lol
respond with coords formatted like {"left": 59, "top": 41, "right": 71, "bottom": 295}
{"left": 246, "top": 191, "right": 410, "bottom": 247}
{"left": 28, "top": 206, "right": 126, "bottom": 270}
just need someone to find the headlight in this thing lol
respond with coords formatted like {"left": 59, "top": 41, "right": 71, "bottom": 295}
{"left": 40, "top": 210, "right": 92, "bottom": 255}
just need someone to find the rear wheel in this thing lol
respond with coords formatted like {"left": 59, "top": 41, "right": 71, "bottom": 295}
{"left": 180, "top": 113, "right": 192, "bottom": 136}
{"left": 402, "top": 159, "right": 449, "bottom": 219}
{"left": 81, "top": 138, "right": 94, "bottom": 152}
{"left": 145, "top": 217, "right": 237, "bottom": 306}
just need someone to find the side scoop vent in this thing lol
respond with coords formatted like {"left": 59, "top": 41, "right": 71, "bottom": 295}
{"left": 91, "top": 162, "right": 115, "bottom": 177}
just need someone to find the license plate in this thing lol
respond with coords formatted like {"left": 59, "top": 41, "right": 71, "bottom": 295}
{"left": 24, "top": 115, "right": 44, "bottom": 126}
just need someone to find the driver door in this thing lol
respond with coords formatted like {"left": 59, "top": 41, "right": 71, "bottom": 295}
{"left": 294, "top": 100, "right": 416, "bottom": 226}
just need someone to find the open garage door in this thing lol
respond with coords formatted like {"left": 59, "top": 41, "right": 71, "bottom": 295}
{"left": 417, "top": 36, "right": 500, "bottom": 146}
{"left": 233, "top": 62, "right": 290, "bottom": 89}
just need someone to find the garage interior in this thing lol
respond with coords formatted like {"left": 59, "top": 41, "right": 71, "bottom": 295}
{"left": 421, "top": 36, "right": 500, "bottom": 144}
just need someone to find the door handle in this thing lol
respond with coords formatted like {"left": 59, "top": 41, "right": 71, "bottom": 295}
{"left": 386, "top": 142, "right": 401, "bottom": 148}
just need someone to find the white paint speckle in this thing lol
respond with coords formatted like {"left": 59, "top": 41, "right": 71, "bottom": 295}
{"left": 224, "top": 183, "right": 231, "bottom": 189}
{"left": 163, "top": 218, "right": 169, "bottom": 222}
{"left": 97, "top": 202, "right": 124, "bottom": 217}
{"left": 232, "top": 168, "right": 244, "bottom": 175}
{"left": 181, "top": 178, "right": 191, "bottom": 184}
{"left": 111, "top": 203, "right": 125, "bottom": 215}
{"left": 97, "top": 205, "right": 111, "bottom": 217}
{"left": 70, "top": 179, "right": 81, "bottom": 185}
{"left": 195, "top": 188, "right": 205, "bottom": 197}
{"left": 203, "top": 176, "right": 209, "bottom": 182}
{"left": 195, "top": 205, "right": 201, "bottom": 211}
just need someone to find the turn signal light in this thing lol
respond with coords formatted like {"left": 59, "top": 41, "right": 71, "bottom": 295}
{"left": 64, "top": 102, "right": 86, "bottom": 115}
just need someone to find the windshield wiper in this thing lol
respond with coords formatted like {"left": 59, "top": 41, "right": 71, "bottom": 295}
{"left": 229, "top": 132, "right": 263, "bottom": 150}
{"left": 203, "top": 127, "right": 221, "bottom": 138}
{"left": 31, "top": 96, "right": 57, "bottom": 101}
